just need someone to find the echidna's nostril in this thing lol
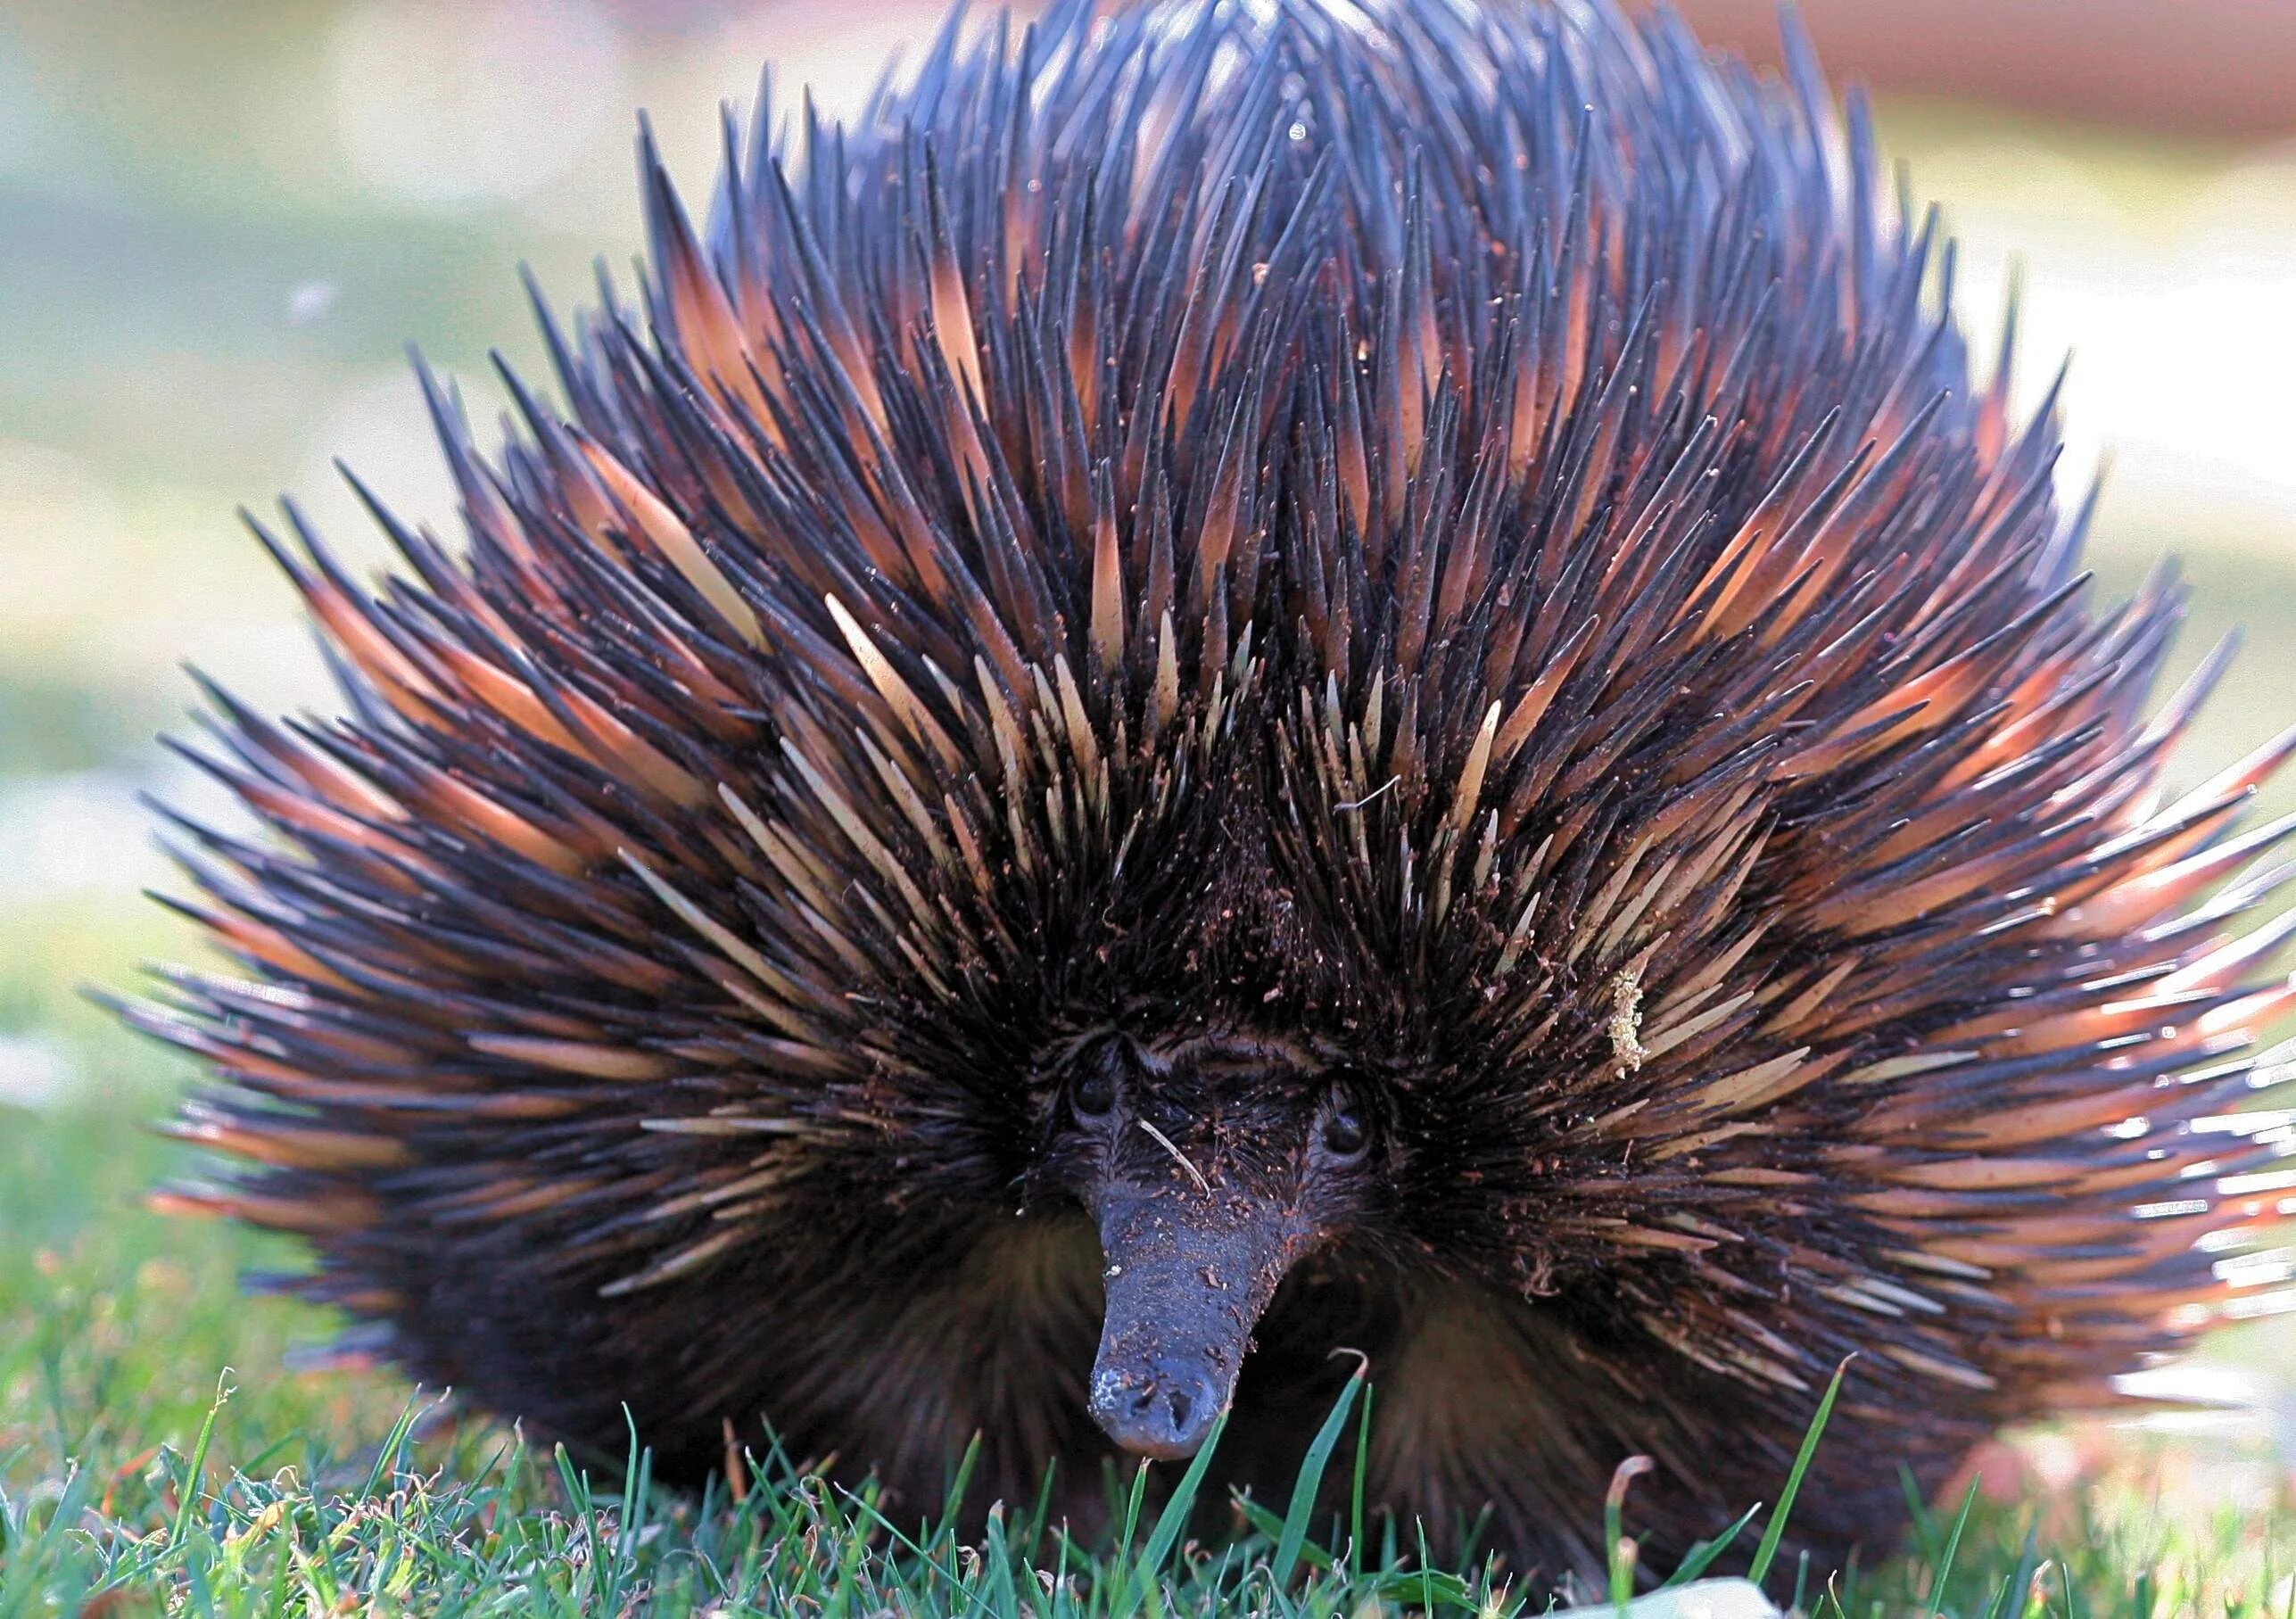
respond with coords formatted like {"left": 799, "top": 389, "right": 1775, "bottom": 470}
{"left": 1091, "top": 1352, "right": 1225, "bottom": 1460}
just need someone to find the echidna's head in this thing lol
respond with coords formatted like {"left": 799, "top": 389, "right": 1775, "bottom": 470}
{"left": 134, "top": 0, "right": 2296, "bottom": 1575}
{"left": 1034, "top": 1031, "right": 1382, "bottom": 1458}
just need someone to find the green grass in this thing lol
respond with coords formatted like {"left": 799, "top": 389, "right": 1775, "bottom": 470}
{"left": 3, "top": 1085, "right": 2292, "bottom": 1616}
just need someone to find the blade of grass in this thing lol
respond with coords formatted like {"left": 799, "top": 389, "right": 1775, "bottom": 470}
{"left": 1116, "top": 1456, "right": 1152, "bottom": 1565}
{"left": 1350, "top": 1382, "right": 1374, "bottom": 1579}
{"left": 1980, "top": 1521, "right": 2042, "bottom": 1619}
{"left": 0, "top": 1461, "right": 93, "bottom": 1619}
{"left": 1900, "top": 1462, "right": 1940, "bottom": 1566}
{"left": 832, "top": 1485, "right": 879, "bottom": 1613}
{"left": 599, "top": 1406, "right": 650, "bottom": 1612}
{"left": 1607, "top": 1456, "right": 1654, "bottom": 1615}
{"left": 1234, "top": 1497, "right": 1336, "bottom": 1573}
{"left": 1747, "top": 1354, "right": 1851, "bottom": 1587}
{"left": 982, "top": 1504, "right": 1023, "bottom": 1619}
{"left": 939, "top": 1433, "right": 985, "bottom": 1546}
{"left": 1106, "top": 1455, "right": 1155, "bottom": 1615}
{"left": 1361, "top": 1565, "right": 1480, "bottom": 1609}
{"left": 1661, "top": 1502, "right": 1764, "bottom": 1588}
{"left": 172, "top": 1369, "right": 233, "bottom": 1553}
{"left": 1272, "top": 1363, "right": 1367, "bottom": 1589}
{"left": 1138, "top": 1411, "right": 1228, "bottom": 1576}
{"left": 838, "top": 1484, "right": 998, "bottom": 1619}
{"left": 551, "top": 1441, "right": 600, "bottom": 1613}
{"left": 1020, "top": 1454, "right": 1059, "bottom": 1565}
{"left": 1922, "top": 1475, "right": 1982, "bottom": 1619}
{"left": 359, "top": 1387, "right": 425, "bottom": 1502}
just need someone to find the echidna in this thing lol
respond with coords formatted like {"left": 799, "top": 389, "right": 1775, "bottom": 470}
{"left": 133, "top": 0, "right": 2295, "bottom": 1583}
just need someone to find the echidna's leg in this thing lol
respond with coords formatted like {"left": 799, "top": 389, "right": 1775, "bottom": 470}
{"left": 732, "top": 1214, "right": 1110, "bottom": 1521}
{"left": 1366, "top": 1276, "right": 2004, "bottom": 1580}
{"left": 1363, "top": 1284, "right": 1625, "bottom": 1583}
{"left": 383, "top": 1207, "right": 1111, "bottom": 1516}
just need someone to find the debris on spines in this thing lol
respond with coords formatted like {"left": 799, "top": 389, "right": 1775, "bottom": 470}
{"left": 1606, "top": 965, "right": 1648, "bottom": 1078}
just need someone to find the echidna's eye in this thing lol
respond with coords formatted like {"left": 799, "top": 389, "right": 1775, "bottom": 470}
{"left": 1072, "top": 1065, "right": 1117, "bottom": 1121}
{"left": 1319, "top": 1099, "right": 1367, "bottom": 1161}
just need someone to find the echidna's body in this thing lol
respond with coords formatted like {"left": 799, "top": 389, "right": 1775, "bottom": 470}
{"left": 141, "top": 0, "right": 2294, "bottom": 1583}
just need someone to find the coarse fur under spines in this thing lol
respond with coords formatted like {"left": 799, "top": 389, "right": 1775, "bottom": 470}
{"left": 131, "top": 0, "right": 2296, "bottom": 1585}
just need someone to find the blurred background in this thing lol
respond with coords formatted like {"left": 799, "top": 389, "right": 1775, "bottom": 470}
{"left": 0, "top": 0, "right": 2290, "bottom": 1512}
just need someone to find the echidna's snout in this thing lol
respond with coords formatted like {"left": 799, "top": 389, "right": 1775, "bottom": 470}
{"left": 1088, "top": 1182, "right": 1302, "bottom": 1461}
